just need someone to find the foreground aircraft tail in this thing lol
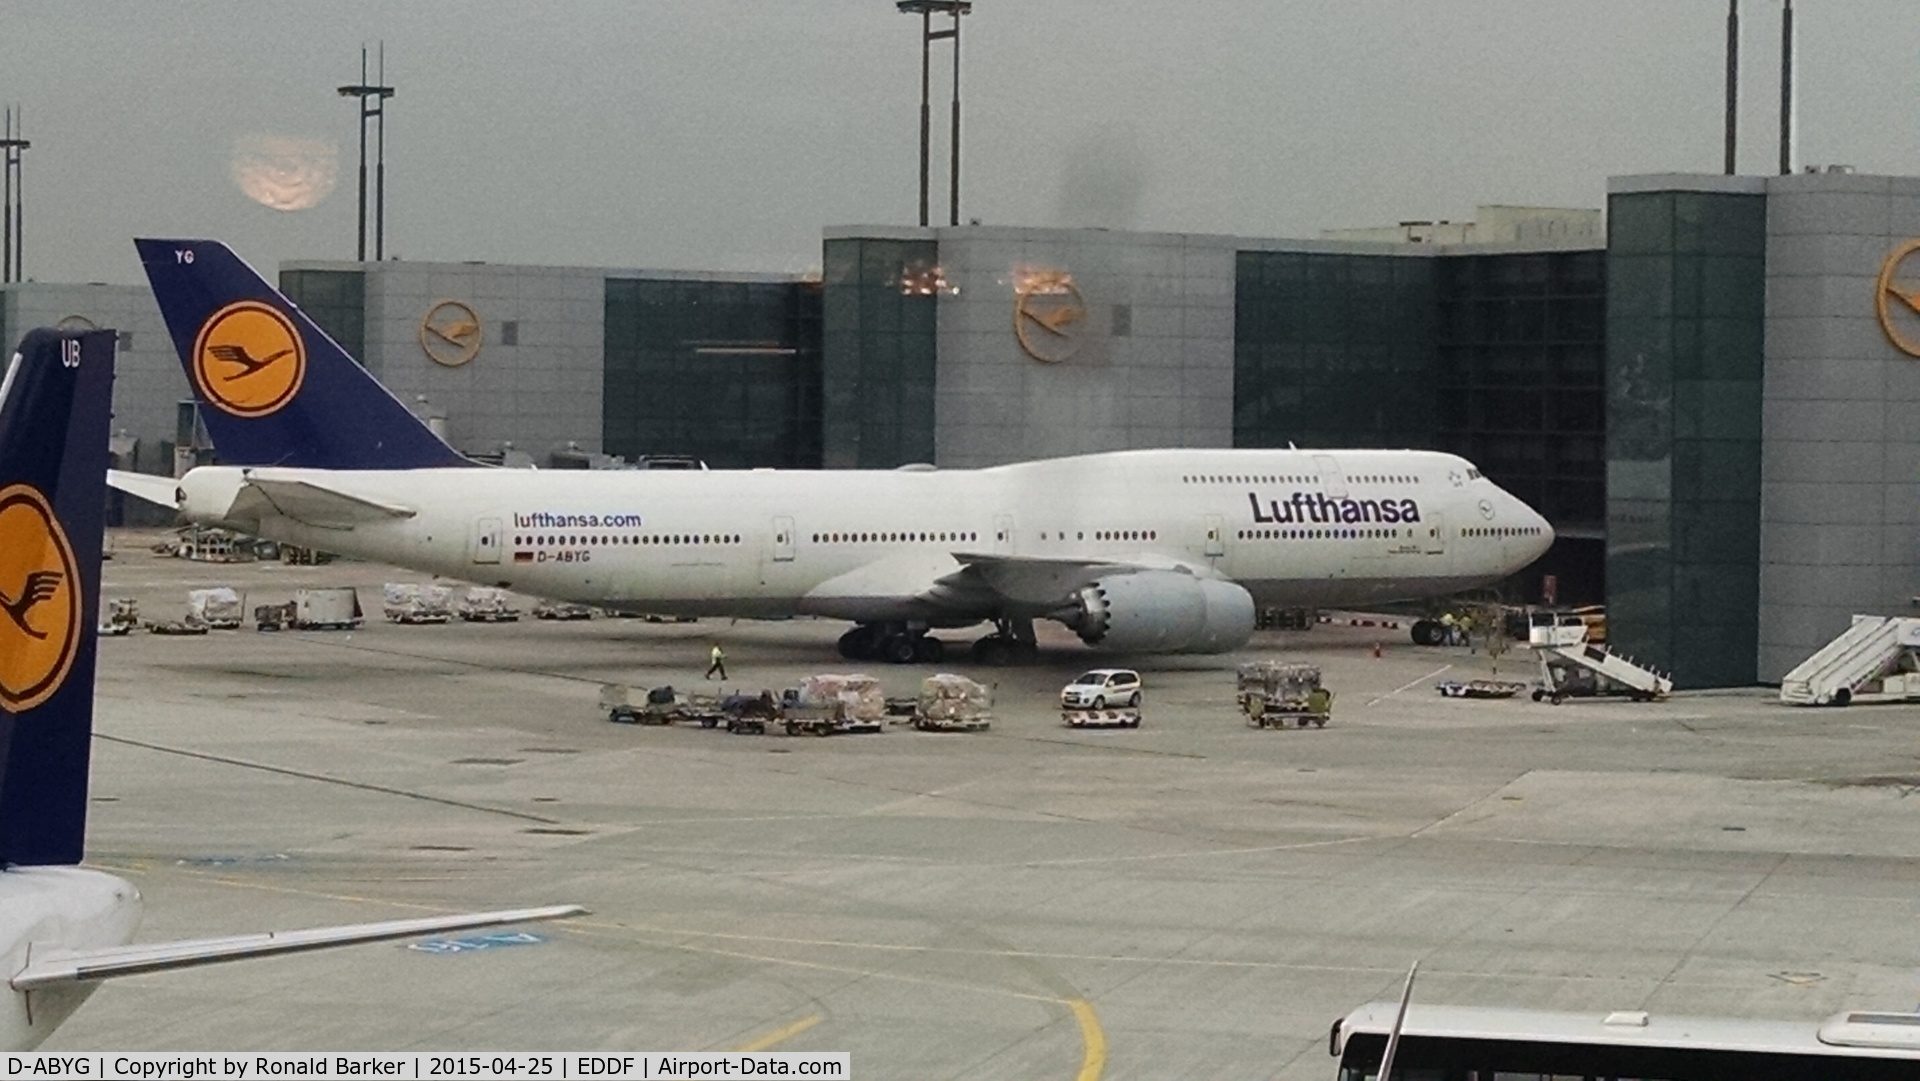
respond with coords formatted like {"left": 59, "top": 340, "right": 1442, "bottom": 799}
{"left": 0, "top": 329, "right": 115, "bottom": 867}
{"left": 134, "top": 238, "right": 471, "bottom": 470}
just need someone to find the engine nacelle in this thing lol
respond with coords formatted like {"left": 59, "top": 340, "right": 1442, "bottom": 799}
{"left": 1070, "top": 572, "right": 1255, "bottom": 654}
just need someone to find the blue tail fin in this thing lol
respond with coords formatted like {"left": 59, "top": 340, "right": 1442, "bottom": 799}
{"left": 135, "top": 238, "right": 471, "bottom": 470}
{"left": 0, "top": 328, "right": 114, "bottom": 866}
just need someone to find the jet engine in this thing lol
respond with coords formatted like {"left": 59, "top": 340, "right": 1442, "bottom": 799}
{"left": 1068, "top": 572, "right": 1255, "bottom": 654}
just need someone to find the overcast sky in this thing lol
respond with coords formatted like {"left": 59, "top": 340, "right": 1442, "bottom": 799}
{"left": 5, "top": 1, "right": 1919, "bottom": 284}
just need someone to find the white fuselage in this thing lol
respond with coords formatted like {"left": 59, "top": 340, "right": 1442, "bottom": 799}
{"left": 0, "top": 868, "right": 142, "bottom": 1051}
{"left": 178, "top": 448, "right": 1553, "bottom": 624}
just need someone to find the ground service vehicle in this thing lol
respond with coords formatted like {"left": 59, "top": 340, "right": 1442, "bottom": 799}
{"left": 1329, "top": 1001, "right": 1920, "bottom": 1080}
{"left": 1061, "top": 669, "right": 1142, "bottom": 709}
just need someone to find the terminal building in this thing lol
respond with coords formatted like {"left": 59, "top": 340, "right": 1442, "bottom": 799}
{"left": 5, "top": 170, "right": 1918, "bottom": 689}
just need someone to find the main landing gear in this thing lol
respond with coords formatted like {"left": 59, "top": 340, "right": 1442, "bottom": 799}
{"left": 970, "top": 617, "right": 1038, "bottom": 666}
{"left": 838, "top": 622, "right": 945, "bottom": 664}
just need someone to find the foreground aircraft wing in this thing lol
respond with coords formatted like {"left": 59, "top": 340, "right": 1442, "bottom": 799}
{"left": 9, "top": 904, "right": 586, "bottom": 990}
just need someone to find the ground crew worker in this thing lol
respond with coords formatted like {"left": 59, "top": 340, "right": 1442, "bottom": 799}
{"left": 705, "top": 641, "right": 728, "bottom": 681}
{"left": 1440, "top": 611, "right": 1458, "bottom": 646}
{"left": 1459, "top": 612, "right": 1476, "bottom": 652}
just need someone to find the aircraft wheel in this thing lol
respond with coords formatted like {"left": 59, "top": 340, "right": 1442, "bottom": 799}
{"left": 1010, "top": 639, "right": 1039, "bottom": 665}
{"left": 972, "top": 636, "right": 1011, "bottom": 666}
{"left": 882, "top": 634, "right": 918, "bottom": 665}
{"left": 838, "top": 626, "right": 876, "bottom": 660}
{"left": 915, "top": 636, "right": 945, "bottom": 663}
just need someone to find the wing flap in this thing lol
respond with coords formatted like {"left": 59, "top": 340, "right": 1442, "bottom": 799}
{"left": 10, "top": 904, "right": 585, "bottom": 990}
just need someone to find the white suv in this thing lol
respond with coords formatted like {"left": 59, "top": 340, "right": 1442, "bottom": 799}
{"left": 1060, "top": 669, "right": 1142, "bottom": 709}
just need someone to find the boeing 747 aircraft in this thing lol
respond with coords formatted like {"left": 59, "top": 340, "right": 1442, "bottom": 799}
{"left": 114, "top": 239, "right": 1553, "bottom": 664}
{"left": 0, "top": 327, "right": 581, "bottom": 1051}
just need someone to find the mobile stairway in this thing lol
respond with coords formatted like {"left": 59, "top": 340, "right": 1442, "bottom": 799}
{"left": 1527, "top": 613, "right": 1674, "bottom": 703}
{"left": 1778, "top": 615, "right": 1920, "bottom": 706}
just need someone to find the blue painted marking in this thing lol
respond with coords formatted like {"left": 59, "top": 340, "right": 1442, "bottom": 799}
{"left": 408, "top": 931, "right": 548, "bottom": 954}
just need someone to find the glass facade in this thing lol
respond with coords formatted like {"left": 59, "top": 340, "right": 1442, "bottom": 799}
{"left": 1236, "top": 246, "right": 1605, "bottom": 604}
{"left": 279, "top": 269, "right": 366, "bottom": 370}
{"left": 1234, "top": 251, "right": 1437, "bottom": 450}
{"left": 602, "top": 278, "right": 822, "bottom": 469}
{"left": 821, "top": 237, "right": 938, "bottom": 468}
{"left": 1435, "top": 252, "right": 1606, "bottom": 529}
{"left": 1605, "top": 190, "right": 1765, "bottom": 688}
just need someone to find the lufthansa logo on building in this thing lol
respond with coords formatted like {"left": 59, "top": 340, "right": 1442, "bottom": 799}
{"left": 420, "top": 300, "right": 483, "bottom": 367}
{"left": 192, "top": 300, "right": 307, "bottom": 417}
{"left": 1876, "top": 239, "right": 1920, "bottom": 358}
{"left": 1013, "top": 272, "right": 1088, "bottom": 364}
{"left": 0, "top": 483, "right": 82, "bottom": 714}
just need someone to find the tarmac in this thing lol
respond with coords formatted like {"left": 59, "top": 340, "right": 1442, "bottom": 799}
{"left": 42, "top": 531, "right": 1920, "bottom": 1078}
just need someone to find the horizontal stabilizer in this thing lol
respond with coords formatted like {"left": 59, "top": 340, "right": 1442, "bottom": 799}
{"left": 106, "top": 469, "right": 180, "bottom": 510}
{"left": 10, "top": 904, "right": 586, "bottom": 990}
{"left": 230, "top": 474, "right": 416, "bottom": 527}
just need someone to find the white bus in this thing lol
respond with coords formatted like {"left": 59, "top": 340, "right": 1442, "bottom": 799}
{"left": 1329, "top": 1002, "right": 1920, "bottom": 1081}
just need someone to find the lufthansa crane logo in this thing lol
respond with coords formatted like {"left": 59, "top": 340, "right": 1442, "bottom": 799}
{"left": 1876, "top": 239, "right": 1920, "bottom": 358}
{"left": 192, "top": 300, "right": 307, "bottom": 417}
{"left": 419, "top": 300, "right": 483, "bottom": 367}
{"left": 0, "top": 484, "right": 82, "bottom": 714}
{"left": 1013, "top": 270, "right": 1088, "bottom": 364}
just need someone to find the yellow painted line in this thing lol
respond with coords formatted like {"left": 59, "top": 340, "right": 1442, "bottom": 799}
{"left": 732, "top": 1014, "right": 822, "bottom": 1053}
{"left": 1068, "top": 998, "right": 1106, "bottom": 1081}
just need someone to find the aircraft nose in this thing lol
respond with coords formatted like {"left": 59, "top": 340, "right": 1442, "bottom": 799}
{"left": 1526, "top": 503, "right": 1554, "bottom": 560}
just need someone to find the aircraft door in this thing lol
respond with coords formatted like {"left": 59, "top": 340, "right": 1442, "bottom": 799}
{"left": 771, "top": 516, "right": 795, "bottom": 562}
{"left": 993, "top": 514, "right": 1014, "bottom": 555}
{"left": 1313, "top": 455, "right": 1348, "bottom": 498}
{"left": 471, "top": 516, "right": 502, "bottom": 565}
{"left": 1424, "top": 512, "right": 1447, "bottom": 555}
{"left": 1203, "top": 514, "right": 1225, "bottom": 558}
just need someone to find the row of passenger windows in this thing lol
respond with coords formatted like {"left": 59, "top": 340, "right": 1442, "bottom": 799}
{"left": 1037, "top": 530, "right": 1158, "bottom": 541}
{"left": 1185, "top": 473, "right": 1418, "bottom": 485}
{"left": 1464, "top": 526, "right": 1544, "bottom": 537}
{"left": 812, "top": 531, "right": 978, "bottom": 544}
{"left": 514, "top": 533, "right": 741, "bottom": 547}
{"left": 1238, "top": 527, "right": 1414, "bottom": 541}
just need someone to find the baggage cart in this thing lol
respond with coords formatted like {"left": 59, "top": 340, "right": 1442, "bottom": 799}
{"left": 1062, "top": 707, "right": 1141, "bottom": 728}
{"left": 1238, "top": 661, "right": 1332, "bottom": 728}
{"left": 913, "top": 673, "right": 992, "bottom": 732}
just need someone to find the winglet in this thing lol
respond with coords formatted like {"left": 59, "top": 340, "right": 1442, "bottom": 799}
{"left": 0, "top": 328, "right": 115, "bottom": 867}
{"left": 134, "top": 238, "right": 472, "bottom": 470}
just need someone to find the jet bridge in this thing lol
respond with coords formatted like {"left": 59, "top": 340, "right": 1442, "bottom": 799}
{"left": 1778, "top": 615, "right": 1920, "bottom": 706}
{"left": 1527, "top": 613, "right": 1673, "bottom": 703}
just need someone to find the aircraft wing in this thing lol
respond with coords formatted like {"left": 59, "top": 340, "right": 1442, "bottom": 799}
{"left": 938, "top": 551, "right": 1222, "bottom": 609}
{"left": 804, "top": 549, "right": 1216, "bottom": 621}
{"left": 9, "top": 904, "right": 585, "bottom": 990}
{"left": 228, "top": 474, "right": 416, "bottom": 527}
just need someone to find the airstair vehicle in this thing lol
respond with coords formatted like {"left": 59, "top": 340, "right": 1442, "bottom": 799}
{"left": 1778, "top": 615, "right": 1920, "bottom": 706}
{"left": 1528, "top": 613, "right": 1673, "bottom": 703}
